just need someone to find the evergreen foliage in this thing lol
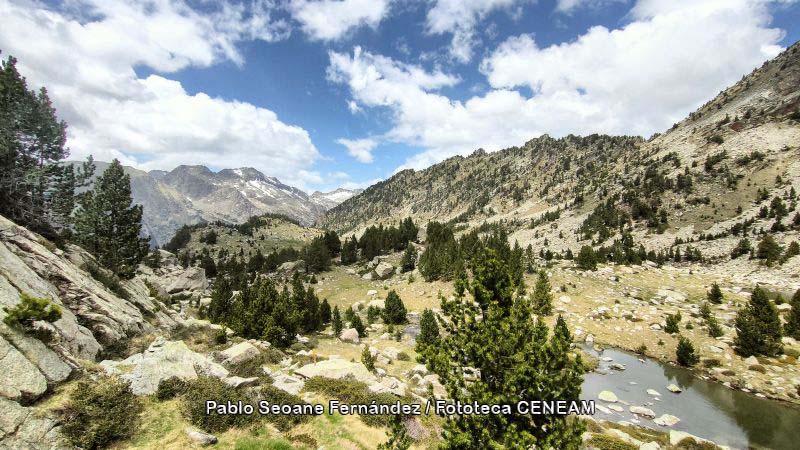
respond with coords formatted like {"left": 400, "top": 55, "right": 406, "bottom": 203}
{"left": 358, "top": 217, "right": 418, "bottom": 261}
{"left": 351, "top": 314, "right": 367, "bottom": 337}
{"left": 2, "top": 293, "right": 61, "bottom": 330}
{"left": 676, "top": 336, "right": 699, "bottom": 366}
{"left": 303, "top": 236, "right": 331, "bottom": 273}
{"left": 361, "top": 346, "right": 376, "bottom": 372}
{"left": 707, "top": 283, "right": 724, "bottom": 304}
{"left": 319, "top": 299, "right": 332, "bottom": 324}
{"left": 400, "top": 244, "right": 417, "bottom": 273}
{"left": 61, "top": 378, "right": 142, "bottom": 450}
{"left": 531, "top": 270, "right": 554, "bottom": 316}
{"left": 332, "top": 305, "right": 343, "bottom": 337}
{"left": 785, "top": 289, "right": 800, "bottom": 340}
{"left": 576, "top": 245, "right": 597, "bottom": 271}
{"left": 0, "top": 55, "right": 94, "bottom": 238}
{"left": 665, "top": 312, "right": 682, "bottom": 334}
{"left": 756, "top": 234, "right": 783, "bottom": 266}
{"left": 377, "top": 415, "right": 412, "bottom": 450}
{"left": 735, "top": 286, "right": 782, "bottom": 357}
{"left": 340, "top": 236, "right": 359, "bottom": 265}
{"left": 383, "top": 290, "right": 407, "bottom": 324}
{"left": 416, "top": 309, "right": 440, "bottom": 349}
{"left": 419, "top": 245, "right": 584, "bottom": 448}
{"left": 73, "top": 159, "right": 149, "bottom": 279}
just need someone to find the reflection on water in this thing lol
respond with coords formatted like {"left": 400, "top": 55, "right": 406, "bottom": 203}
{"left": 581, "top": 346, "right": 800, "bottom": 450}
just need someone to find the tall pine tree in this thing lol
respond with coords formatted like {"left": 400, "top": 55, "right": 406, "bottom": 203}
{"left": 735, "top": 286, "right": 782, "bottom": 357}
{"left": 74, "top": 159, "right": 148, "bottom": 278}
{"left": 420, "top": 247, "right": 584, "bottom": 448}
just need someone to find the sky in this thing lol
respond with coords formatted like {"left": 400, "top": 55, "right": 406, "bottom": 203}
{"left": 1, "top": 0, "right": 798, "bottom": 193}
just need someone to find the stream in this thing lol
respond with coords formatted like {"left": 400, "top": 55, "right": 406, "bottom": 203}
{"left": 580, "top": 346, "right": 800, "bottom": 450}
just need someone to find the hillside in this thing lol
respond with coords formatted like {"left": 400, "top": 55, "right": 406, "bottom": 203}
{"left": 320, "top": 41, "right": 800, "bottom": 261}
{"left": 77, "top": 163, "right": 358, "bottom": 247}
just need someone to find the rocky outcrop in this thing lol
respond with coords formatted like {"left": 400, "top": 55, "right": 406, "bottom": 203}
{"left": 166, "top": 267, "right": 207, "bottom": 293}
{"left": 295, "top": 359, "right": 378, "bottom": 384}
{"left": 100, "top": 338, "right": 228, "bottom": 396}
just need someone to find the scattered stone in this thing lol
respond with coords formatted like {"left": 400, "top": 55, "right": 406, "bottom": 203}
{"left": 375, "top": 262, "right": 395, "bottom": 279}
{"left": 646, "top": 389, "right": 662, "bottom": 397}
{"left": 166, "top": 267, "right": 207, "bottom": 293}
{"left": 666, "top": 384, "right": 682, "bottom": 393}
{"left": 367, "top": 289, "right": 378, "bottom": 296}
{"left": 598, "top": 390, "right": 618, "bottom": 402}
{"left": 654, "top": 414, "right": 680, "bottom": 427}
{"left": 629, "top": 406, "right": 656, "bottom": 418}
{"left": 272, "top": 374, "right": 304, "bottom": 395}
{"left": 219, "top": 342, "right": 261, "bottom": 366}
{"left": 186, "top": 428, "right": 217, "bottom": 446}
{"left": 223, "top": 376, "right": 259, "bottom": 389}
{"left": 339, "top": 328, "right": 360, "bottom": 343}
{"left": 295, "top": 359, "right": 378, "bottom": 384}
{"left": 608, "top": 404, "right": 624, "bottom": 412}
{"left": 610, "top": 363, "right": 626, "bottom": 371}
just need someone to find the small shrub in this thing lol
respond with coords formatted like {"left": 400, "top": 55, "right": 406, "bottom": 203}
{"left": 587, "top": 434, "right": 638, "bottom": 450}
{"left": 665, "top": 312, "right": 682, "bottom": 334}
{"left": 3, "top": 293, "right": 61, "bottom": 330}
{"left": 676, "top": 437, "right": 720, "bottom": 449}
{"left": 86, "top": 261, "right": 130, "bottom": 299}
{"left": 397, "top": 351, "right": 411, "bottom": 361}
{"left": 227, "top": 350, "right": 282, "bottom": 380}
{"left": 182, "top": 376, "right": 256, "bottom": 432}
{"left": 634, "top": 344, "right": 647, "bottom": 355}
{"left": 361, "top": 346, "right": 376, "bottom": 371}
{"left": 61, "top": 378, "right": 142, "bottom": 449}
{"left": 156, "top": 377, "right": 188, "bottom": 401}
{"left": 676, "top": 337, "right": 699, "bottom": 367}
{"left": 304, "top": 377, "right": 405, "bottom": 427}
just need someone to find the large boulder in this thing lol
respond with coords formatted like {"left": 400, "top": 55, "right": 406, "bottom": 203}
{"left": 219, "top": 342, "right": 261, "bottom": 366}
{"left": 375, "top": 262, "right": 395, "bottom": 279}
{"left": 278, "top": 260, "right": 305, "bottom": 274}
{"left": 295, "top": 359, "right": 378, "bottom": 385}
{"left": 167, "top": 267, "right": 207, "bottom": 293}
{"left": 368, "top": 376, "right": 407, "bottom": 396}
{"left": 0, "top": 336, "right": 48, "bottom": 401}
{"left": 100, "top": 338, "right": 228, "bottom": 395}
{"left": 339, "top": 328, "right": 360, "bottom": 343}
{"left": 272, "top": 373, "right": 305, "bottom": 395}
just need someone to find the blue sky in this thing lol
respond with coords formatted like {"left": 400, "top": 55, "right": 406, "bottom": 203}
{"left": 1, "top": 0, "right": 798, "bottom": 192}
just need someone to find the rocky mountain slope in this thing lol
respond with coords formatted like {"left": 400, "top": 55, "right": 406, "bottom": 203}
{"left": 320, "top": 41, "right": 800, "bottom": 256}
{"left": 80, "top": 163, "right": 357, "bottom": 247}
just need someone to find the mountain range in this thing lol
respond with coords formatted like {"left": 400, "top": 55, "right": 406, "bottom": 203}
{"left": 79, "top": 163, "right": 359, "bottom": 247}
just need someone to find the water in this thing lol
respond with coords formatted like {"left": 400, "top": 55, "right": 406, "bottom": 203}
{"left": 581, "top": 346, "right": 800, "bottom": 450}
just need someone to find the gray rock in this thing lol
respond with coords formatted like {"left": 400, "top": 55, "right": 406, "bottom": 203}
{"left": 167, "top": 267, "right": 207, "bottom": 293}
{"left": 375, "top": 262, "right": 395, "bottom": 279}
{"left": 186, "top": 428, "right": 217, "bottom": 446}
{"left": 0, "top": 336, "right": 48, "bottom": 401}
{"left": 223, "top": 376, "right": 259, "bottom": 389}
{"left": 598, "top": 390, "right": 618, "bottom": 402}
{"left": 295, "top": 359, "right": 378, "bottom": 384}
{"left": 666, "top": 384, "right": 682, "bottom": 393}
{"left": 654, "top": 414, "right": 680, "bottom": 427}
{"left": 339, "top": 328, "right": 360, "bottom": 343}
{"left": 629, "top": 406, "right": 656, "bottom": 418}
{"left": 272, "top": 374, "right": 304, "bottom": 395}
{"left": 220, "top": 342, "right": 261, "bottom": 366}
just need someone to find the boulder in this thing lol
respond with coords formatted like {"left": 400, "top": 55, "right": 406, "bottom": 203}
{"left": 0, "top": 336, "right": 48, "bottom": 401}
{"left": 368, "top": 299, "right": 386, "bottom": 309}
{"left": 639, "top": 442, "right": 661, "bottom": 450}
{"left": 223, "top": 376, "right": 259, "bottom": 389}
{"left": 219, "top": 342, "right": 261, "bottom": 366}
{"left": 167, "top": 267, "right": 207, "bottom": 293}
{"left": 272, "top": 374, "right": 305, "bottom": 395}
{"left": 295, "top": 359, "right": 378, "bottom": 384}
{"left": 368, "top": 376, "right": 407, "bottom": 396}
{"left": 375, "top": 262, "right": 395, "bottom": 279}
{"left": 629, "top": 406, "right": 656, "bottom": 418}
{"left": 100, "top": 339, "right": 228, "bottom": 395}
{"left": 186, "top": 428, "right": 217, "bottom": 446}
{"left": 367, "top": 289, "right": 378, "bottom": 296}
{"left": 654, "top": 414, "right": 680, "bottom": 427}
{"left": 362, "top": 272, "right": 374, "bottom": 281}
{"left": 339, "top": 328, "right": 360, "bottom": 343}
{"left": 278, "top": 260, "right": 305, "bottom": 274}
{"left": 666, "top": 384, "right": 682, "bottom": 393}
{"left": 598, "top": 390, "right": 618, "bottom": 402}
{"left": 646, "top": 389, "right": 661, "bottom": 397}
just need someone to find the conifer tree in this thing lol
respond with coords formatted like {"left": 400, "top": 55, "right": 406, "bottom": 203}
{"left": 707, "top": 282, "right": 724, "bottom": 304}
{"left": 341, "top": 236, "right": 358, "bottom": 265}
{"left": 383, "top": 290, "right": 407, "bottom": 324}
{"left": 400, "top": 244, "right": 417, "bottom": 273}
{"left": 361, "top": 345, "right": 376, "bottom": 372}
{"left": 676, "top": 336, "right": 699, "bottom": 366}
{"left": 531, "top": 270, "right": 553, "bottom": 316}
{"left": 576, "top": 245, "right": 597, "bottom": 271}
{"left": 756, "top": 234, "right": 783, "bottom": 266}
{"left": 377, "top": 415, "right": 411, "bottom": 450}
{"left": 351, "top": 314, "right": 367, "bottom": 337}
{"left": 332, "top": 305, "right": 343, "bottom": 337}
{"left": 735, "top": 286, "right": 782, "bottom": 356}
{"left": 416, "top": 309, "right": 440, "bottom": 349}
{"left": 319, "top": 299, "right": 332, "bottom": 324}
{"left": 783, "top": 289, "right": 800, "bottom": 340}
{"left": 74, "top": 159, "right": 148, "bottom": 278}
{"left": 420, "top": 247, "right": 584, "bottom": 449}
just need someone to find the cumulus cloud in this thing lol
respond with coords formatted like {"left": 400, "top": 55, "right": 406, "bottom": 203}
{"left": 555, "top": 0, "right": 627, "bottom": 13}
{"left": 425, "top": 0, "right": 531, "bottom": 63}
{"left": 330, "top": 0, "right": 789, "bottom": 171}
{"left": 0, "top": 0, "right": 322, "bottom": 190}
{"left": 289, "top": 0, "right": 391, "bottom": 41}
{"left": 337, "top": 137, "right": 379, "bottom": 163}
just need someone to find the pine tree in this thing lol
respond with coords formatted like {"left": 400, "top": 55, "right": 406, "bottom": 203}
{"left": 351, "top": 314, "right": 367, "bottom": 338}
{"left": 665, "top": 312, "right": 681, "bottom": 334}
{"left": 400, "top": 244, "right": 417, "bottom": 273}
{"left": 783, "top": 289, "right": 800, "bottom": 340}
{"left": 361, "top": 345, "right": 376, "bottom": 372}
{"left": 377, "top": 414, "right": 411, "bottom": 450}
{"left": 676, "top": 336, "right": 699, "bottom": 366}
{"left": 576, "top": 245, "right": 597, "bottom": 271}
{"left": 304, "top": 236, "right": 331, "bottom": 273}
{"left": 341, "top": 236, "right": 358, "bottom": 265}
{"left": 531, "top": 270, "right": 553, "bottom": 316}
{"left": 735, "top": 286, "right": 782, "bottom": 357}
{"left": 756, "top": 234, "right": 783, "bottom": 266}
{"left": 74, "top": 159, "right": 149, "bottom": 279}
{"left": 707, "top": 315, "right": 724, "bottom": 338}
{"left": 0, "top": 56, "right": 94, "bottom": 237}
{"left": 420, "top": 247, "right": 584, "bottom": 449}
{"left": 320, "top": 299, "right": 332, "bottom": 324}
{"left": 416, "top": 309, "right": 440, "bottom": 349}
{"left": 383, "top": 290, "right": 407, "bottom": 324}
{"left": 707, "top": 282, "right": 724, "bottom": 304}
{"left": 332, "top": 306, "right": 343, "bottom": 337}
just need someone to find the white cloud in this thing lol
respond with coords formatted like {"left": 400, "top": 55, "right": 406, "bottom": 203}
{"left": 289, "top": 0, "right": 391, "bottom": 41}
{"left": 555, "top": 0, "right": 627, "bottom": 13}
{"left": 337, "top": 137, "right": 378, "bottom": 163}
{"left": 329, "top": 0, "right": 789, "bottom": 171}
{"left": 425, "top": 0, "right": 531, "bottom": 63}
{"left": 0, "top": 0, "right": 323, "bottom": 190}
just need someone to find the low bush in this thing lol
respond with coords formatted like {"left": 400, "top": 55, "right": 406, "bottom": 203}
{"left": 155, "top": 376, "right": 188, "bottom": 401}
{"left": 61, "top": 378, "right": 143, "bottom": 449}
{"left": 304, "top": 376, "right": 404, "bottom": 427}
{"left": 586, "top": 434, "right": 638, "bottom": 450}
{"left": 182, "top": 376, "right": 256, "bottom": 432}
{"left": 2, "top": 293, "right": 61, "bottom": 330}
